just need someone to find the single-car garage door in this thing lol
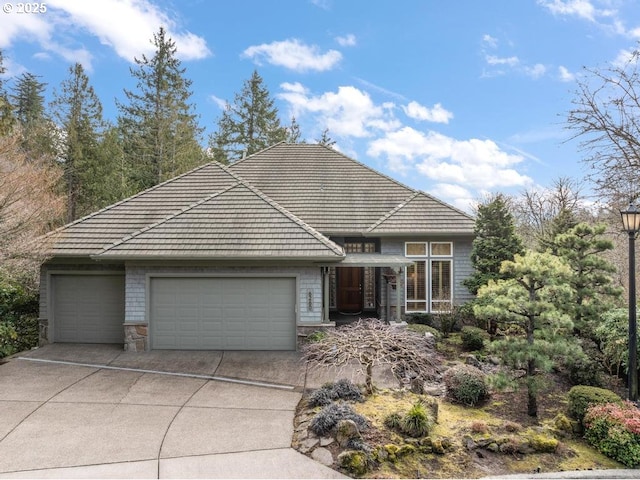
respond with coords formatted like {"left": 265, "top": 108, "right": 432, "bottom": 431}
{"left": 150, "top": 277, "right": 297, "bottom": 350}
{"left": 53, "top": 274, "right": 125, "bottom": 343}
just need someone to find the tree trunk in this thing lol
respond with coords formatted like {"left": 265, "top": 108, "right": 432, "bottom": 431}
{"left": 365, "top": 361, "right": 373, "bottom": 395}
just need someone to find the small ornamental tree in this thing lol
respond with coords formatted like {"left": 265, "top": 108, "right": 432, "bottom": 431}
{"left": 474, "top": 251, "right": 580, "bottom": 417}
{"left": 302, "top": 319, "right": 440, "bottom": 394}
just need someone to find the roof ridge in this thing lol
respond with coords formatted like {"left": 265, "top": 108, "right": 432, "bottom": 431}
{"left": 44, "top": 161, "right": 230, "bottom": 239}
{"left": 226, "top": 141, "right": 286, "bottom": 166}
{"left": 94, "top": 182, "right": 241, "bottom": 256}
{"left": 366, "top": 192, "right": 420, "bottom": 232}
{"left": 216, "top": 162, "right": 345, "bottom": 257}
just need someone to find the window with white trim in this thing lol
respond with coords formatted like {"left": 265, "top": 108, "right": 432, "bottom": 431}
{"left": 405, "top": 242, "right": 453, "bottom": 313}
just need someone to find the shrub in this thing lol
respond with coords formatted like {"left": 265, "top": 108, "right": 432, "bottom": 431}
{"left": 383, "top": 412, "right": 403, "bottom": 431}
{"left": 306, "top": 330, "right": 327, "bottom": 342}
{"left": 470, "top": 421, "right": 489, "bottom": 434}
{"left": 584, "top": 401, "right": 640, "bottom": 467}
{"left": 444, "top": 364, "right": 489, "bottom": 406}
{"left": 310, "top": 401, "right": 369, "bottom": 437}
{"left": 529, "top": 434, "right": 558, "bottom": 453}
{"left": 0, "top": 279, "right": 39, "bottom": 358}
{"left": 460, "top": 326, "right": 488, "bottom": 351}
{"left": 401, "top": 401, "right": 433, "bottom": 437}
{"left": 406, "top": 313, "right": 434, "bottom": 326}
{"left": 568, "top": 357, "right": 602, "bottom": 387}
{"left": 307, "top": 379, "right": 364, "bottom": 407}
{"left": 567, "top": 385, "right": 622, "bottom": 424}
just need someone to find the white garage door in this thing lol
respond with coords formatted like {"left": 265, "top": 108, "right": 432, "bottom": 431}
{"left": 150, "top": 277, "right": 297, "bottom": 350}
{"left": 53, "top": 274, "right": 125, "bottom": 343}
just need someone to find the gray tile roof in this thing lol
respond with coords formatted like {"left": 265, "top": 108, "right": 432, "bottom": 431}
{"left": 46, "top": 143, "right": 474, "bottom": 260}
{"left": 367, "top": 191, "right": 475, "bottom": 235}
{"left": 47, "top": 163, "right": 238, "bottom": 256}
{"left": 95, "top": 182, "right": 344, "bottom": 260}
{"left": 229, "top": 143, "right": 419, "bottom": 235}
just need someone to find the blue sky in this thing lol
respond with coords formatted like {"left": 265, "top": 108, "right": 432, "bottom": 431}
{"left": 1, "top": 0, "right": 640, "bottom": 211}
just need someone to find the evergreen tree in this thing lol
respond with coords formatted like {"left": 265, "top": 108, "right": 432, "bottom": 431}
{"left": 538, "top": 207, "right": 579, "bottom": 254}
{"left": 0, "top": 50, "right": 14, "bottom": 136}
{"left": 118, "top": 27, "right": 204, "bottom": 191}
{"left": 51, "top": 63, "right": 106, "bottom": 221}
{"left": 209, "top": 70, "right": 287, "bottom": 162}
{"left": 474, "top": 251, "right": 579, "bottom": 417}
{"left": 286, "top": 116, "right": 304, "bottom": 143}
{"left": 463, "top": 194, "right": 524, "bottom": 295}
{"left": 316, "top": 127, "right": 336, "bottom": 147}
{"left": 555, "top": 222, "right": 622, "bottom": 338}
{"left": 11, "top": 72, "right": 55, "bottom": 159}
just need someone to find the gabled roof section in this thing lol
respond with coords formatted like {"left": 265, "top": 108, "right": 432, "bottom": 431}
{"left": 47, "top": 162, "right": 238, "bottom": 256}
{"left": 229, "top": 143, "right": 417, "bottom": 234}
{"left": 94, "top": 180, "right": 345, "bottom": 261}
{"left": 367, "top": 191, "right": 475, "bottom": 235}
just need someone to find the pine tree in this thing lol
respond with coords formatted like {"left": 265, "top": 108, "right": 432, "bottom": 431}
{"left": 118, "top": 27, "right": 204, "bottom": 191}
{"left": 209, "top": 70, "right": 287, "bottom": 162}
{"left": 555, "top": 222, "right": 622, "bottom": 338}
{"left": 11, "top": 72, "right": 55, "bottom": 159}
{"left": 474, "top": 251, "right": 579, "bottom": 417}
{"left": 538, "top": 207, "right": 579, "bottom": 254}
{"left": 0, "top": 50, "right": 14, "bottom": 137}
{"left": 51, "top": 63, "right": 106, "bottom": 221}
{"left": 463, "top": 194, "right": 524, "bottom": 295}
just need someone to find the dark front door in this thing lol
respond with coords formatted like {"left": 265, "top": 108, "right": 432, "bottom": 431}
{"left": 337, "top": 267, "right": 363, "bottom": 313}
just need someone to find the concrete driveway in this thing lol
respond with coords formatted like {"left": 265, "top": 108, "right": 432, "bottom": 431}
{"left": 0, "top": 344, "right": 353, "bottom": 479}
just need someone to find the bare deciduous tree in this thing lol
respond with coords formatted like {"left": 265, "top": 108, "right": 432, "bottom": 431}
{"left": 302, "top": 319, "right": 441, "bottom": 394}
{"left": 0, "top": 131, "right": 64, "bottom": 287}
{"left": 566, "top": 48, "right": 640, "bottom": 202}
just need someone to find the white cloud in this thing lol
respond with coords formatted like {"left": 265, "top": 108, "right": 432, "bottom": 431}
{"left": 537, "top": 0, "right": 598, "bottom": 21}
{"left": 485, "top": 54, "right": 519, "bottom": 67}
{"left": 367, "top": 127, "right": 533, "bottom": 189}
{"left": 558, "top": 65, "right": 575, "bottom": 82}
{"left": 279, "top": 83, "right": 400, "bottom": 137}
{"left": 482, "top": 34, "right": 498, "bottom": 49}
{"left": 0, "top": 0, "right": 210, "bottom": 69}
{"left": 524, "top": 63, "right": 547, "bottom": 79}
{"left": 335, "top": 34, "right": 356, "bottom": 47}
{"left": 429, "top": 183, "right": 476, "bottom": 212}
{"left": 209, "top": 95, "right": 227, "bottom": 110}
{"left": 243, "top": 39, "right": 341, "bottom": 72}
{"left": 402, "top": 101, "right": 453, "bottom": 124}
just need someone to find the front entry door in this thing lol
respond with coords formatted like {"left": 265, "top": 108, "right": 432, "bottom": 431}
{"left": 337, "top": 267, "right": 363, "bottom": 313}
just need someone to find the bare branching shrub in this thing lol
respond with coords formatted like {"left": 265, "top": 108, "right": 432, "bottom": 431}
{"left": 0, "top": 132, "right": 64, "bottom": 287}
{"left": 302, "top": 318, "right": 441, "bottom": 394}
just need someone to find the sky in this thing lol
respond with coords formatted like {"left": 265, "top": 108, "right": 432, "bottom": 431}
{"left": 1, "top": 0, "right": 640, "bottom": 212}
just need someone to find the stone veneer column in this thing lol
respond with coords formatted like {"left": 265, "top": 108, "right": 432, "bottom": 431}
{"left": 123, "top": 323, "right": 148, "bottom": 351}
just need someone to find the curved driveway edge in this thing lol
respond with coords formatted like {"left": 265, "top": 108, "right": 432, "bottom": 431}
{"left": 0, "top": 344, "right": 346, "bottom": 479}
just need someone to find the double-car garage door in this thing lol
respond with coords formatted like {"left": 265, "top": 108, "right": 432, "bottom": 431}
{"left": 150, "top": 277, "right": 296, "bottom": 350}
{"left": 52, "top": 274, "right": 297, "bottom": 350}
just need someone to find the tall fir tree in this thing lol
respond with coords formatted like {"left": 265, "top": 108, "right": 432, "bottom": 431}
{"left": 209, "top": 70, "right": 287, "bottom": 162}
{"left": 118, "top": 27, "right": 204, "bottom": 191}
{"left": 11, "top": 72, "right": 55, "bottom": 159}
{"left": 463, "top": 194, "right": 524, "bottom": 295}
{"left": 51, "top": 63, "right": 106, "bottom": 221}
{"left": 538, "top": 207, "right": 579, "bottom": 254}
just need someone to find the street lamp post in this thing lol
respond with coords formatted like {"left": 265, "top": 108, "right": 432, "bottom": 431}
{"left": 620, "top": 202, "right": 640, "bottom": 402}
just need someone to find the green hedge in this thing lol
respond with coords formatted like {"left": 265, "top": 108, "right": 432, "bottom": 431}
{"left": 0, "top": 280, "right": 39, "bottom": 358}
{"left": 566, "top": 385, "right": 622, "bottom": 424}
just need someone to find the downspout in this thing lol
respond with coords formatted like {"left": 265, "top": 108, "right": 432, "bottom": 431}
{"left": 322, "top": 267, "right": 330, "bottom": 323}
